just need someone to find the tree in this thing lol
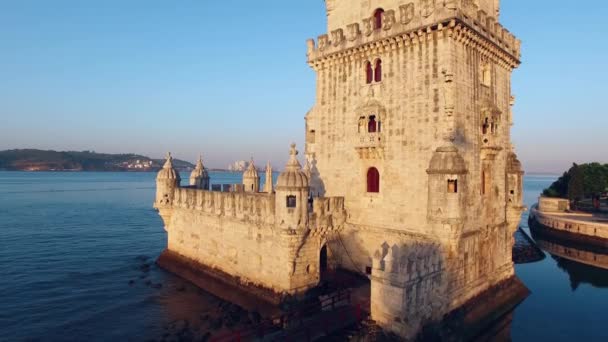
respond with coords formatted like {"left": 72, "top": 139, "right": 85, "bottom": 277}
{"left": 568, "top": 164, "right": 584, "bottom": 208}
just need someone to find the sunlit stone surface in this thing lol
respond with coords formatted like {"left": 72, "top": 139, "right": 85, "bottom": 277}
{"left": 154, "top": 0, "right": 527, "bottom": 338}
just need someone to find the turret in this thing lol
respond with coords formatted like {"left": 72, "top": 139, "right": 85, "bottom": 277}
{"left": 264, "top": 161, "right": 273, "bottom": 193}
{"left": 426, "top": 145, "right": 468, "bottom": 224}
{"left": 243, "top": 158, "right": 260, "bottom": 193}
{"left": 155, "top": 152, "right": 181, "bottom": 209}
{"left": 275, "top": 144, "right": 310, "bottom": 229}
{"left": 506, "top": 151, "right": 526, "bottom": 233}
{"left": 189, "top": 155, "right": 210, "bottom": 190}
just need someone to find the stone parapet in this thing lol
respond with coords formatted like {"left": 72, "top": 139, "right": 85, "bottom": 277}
{"left": 173, "top": 187, "right": 276, "bottom": 225}
{"left": 307, "top": 3, "right": 520, "bottom": 67}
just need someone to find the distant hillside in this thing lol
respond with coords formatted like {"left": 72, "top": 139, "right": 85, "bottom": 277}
{"left": 0, "top": 149, "right": 194, "bottom": 172}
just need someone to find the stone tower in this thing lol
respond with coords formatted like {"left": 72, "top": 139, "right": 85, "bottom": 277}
{"left": 242, "top": 158, "right": 260, "bottom": 193}
{"left": 306, "top": 0, "right": 524, "bottom": 337}
{"left": 189, "top": 155, "right": 210, "bottom": 190}
{"left": 154, "top": 153, "right": 181, "bottom": 209}
{"left": 275, "top": 144, "right": 309, "bottom": 230}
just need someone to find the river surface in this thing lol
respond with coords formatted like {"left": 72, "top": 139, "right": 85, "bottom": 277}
{"left": 0, "top": 172, "right": 607, "bottom": 341}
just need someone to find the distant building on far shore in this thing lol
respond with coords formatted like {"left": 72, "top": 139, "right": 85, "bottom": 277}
{"left": 227, "top": 160, "right": 248, "bottom": 172}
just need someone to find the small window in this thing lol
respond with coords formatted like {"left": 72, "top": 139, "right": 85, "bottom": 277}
{"left": 365, "top": 61, "right": 373, "bottom": 84}
{"left": 368, "top": 115, "right": 377, "bottom": 133}
{"left": 373, "top": 8, "right": 384, "bottom": 30}
{"left": 367, "top": 167, "right": 380, "bottom": 193}
{"left": 286, "top": 195, "right": 297, "bottom": 208}
{"left": 308, "top": 129, "right": 316, "bottom": 143}
{"left": 365, "top": 266, "right": 372, "bottom": 275}
{"left": 374, "top": 59, "right": 382, "bottom": 82}
{"left": 448, "top": 179, "right": 458, "bottom": 193}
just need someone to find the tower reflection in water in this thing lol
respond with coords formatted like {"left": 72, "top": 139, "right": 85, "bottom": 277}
{"left": 530, "top": 227, "right": 608, "bottom": 290}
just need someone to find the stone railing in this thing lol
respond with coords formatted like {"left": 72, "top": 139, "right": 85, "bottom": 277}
{"left": 173, "top": 187, "right": 276, "bottom": 224}
{"left": 307, "top": 1, "right": 520, "bottom": 63}
{"left": 355, "top": 132, "right": 383, "bottom": 149}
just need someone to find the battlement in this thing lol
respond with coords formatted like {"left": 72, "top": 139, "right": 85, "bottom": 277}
{"left": 172, "top": 187, "right": 276, "bottom": 224}
{"left": 308, "top": 2, "right": 520, "bottom": 65}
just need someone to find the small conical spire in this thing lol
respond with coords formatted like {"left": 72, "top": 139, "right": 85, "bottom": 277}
{"left": 285, "top": 143, "right": 302, "bottom": 171}
{"left": 247, "top": 157, "right": 256, "bottom": 171}
{"left": 163, "top": 152, "right": 173, "bottom": 169}
{"left": 195, "top": 154, "right": 204, "bottom": 170}
{"left": 264, "top": 161, "right": 273, "bottom": 193}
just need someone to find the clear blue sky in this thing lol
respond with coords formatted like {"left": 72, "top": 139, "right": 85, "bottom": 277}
{"left": 1, "top": 1, "right": 606, "bottom": 173}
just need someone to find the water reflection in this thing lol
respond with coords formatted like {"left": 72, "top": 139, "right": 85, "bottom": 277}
{"left": 530, "top": 226, "right": 608, "bottom": 290}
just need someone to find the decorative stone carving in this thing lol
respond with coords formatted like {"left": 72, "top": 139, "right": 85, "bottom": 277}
{"left": 363, "top": 17, "right": 374, "bottom": 36}
{"left": 382, "top": 10, "right": 396, "bottom": 31}
{"left": 400, "top": 3, "right": 416, "bottom": 24}
{"left": 318, "top": 34, "right": 329, "bottom": 50}
{"left": 347, "top": 23, "right": 361, "bottom": 41}
{"left": 331, "top": 29, "right": 345, "bottom": 46}
{"left": 444, "top": 0, "right": 458, "bottom": 10}
{"left": 420, "top": 0, "right": 436, "bottom": 18}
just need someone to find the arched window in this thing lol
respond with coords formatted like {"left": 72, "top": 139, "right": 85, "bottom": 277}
{"left": 365, "top": 61, "right": 373, "bottom": 84}
{"left": 374, "top": 59, "right": 382, "bottom": 82}
{"left": 374, "top": 8, "right": 384, "bottom": 30}
{"left": 367, "top": 167, "right": 380, "bottom": 193}
{"left": 368, "top": 115, "right": 377, "bottom": 133}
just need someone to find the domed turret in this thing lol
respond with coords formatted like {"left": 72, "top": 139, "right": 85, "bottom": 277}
{"left": 190, "top": 155, "right": 210, "bottom": 190}
{"left": 275, "top": 144, "right": 310, "bottom": 229}
{"left": 155, "top": 152, "right": 181, "bottom": 208}
{"left": 426, "top": 145, "right": 468, "bottom": 225}
{"left": 243, "top": 158, "right": 260, "bottom": 193}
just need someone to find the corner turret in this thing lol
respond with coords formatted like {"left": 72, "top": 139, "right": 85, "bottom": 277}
{"left": 155, "top": 152, "right": 181, "bottom": 209}
{"left": 275, "top": 144, "right": 310, "bottom": 229}
{"left": 243, "top": 158, "right": 260, "bottom": 193}
{"left": 427, "top": 145, "right": 468, "bottom": 225}
{"left": 190, "top": 155, "right": 210, "bottom": 190}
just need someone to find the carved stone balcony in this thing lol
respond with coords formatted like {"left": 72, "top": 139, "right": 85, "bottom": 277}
{"left": 355, "top": 133, "right": 384, "bottom": 159}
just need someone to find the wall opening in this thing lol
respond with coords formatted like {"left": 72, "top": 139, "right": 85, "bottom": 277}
{"left": 286, "top": 195, "right": 297, "bottom": 208}
{"left": 374, "top": 59, "right": 382, "bottom": 82}
{"left": 320, "top": 245, "right": 328, "bottom": 275}
{"left": 368, "top": 115, "right": 377, "bottom": 133}
{"left": 448, "top": 179, "right": 458, "bottom": 193}
{"left": 373, "top": 8, "right": 384, "bottom": 30}
{"left": 367, "top": 167, "right": 380, "bottom": 193}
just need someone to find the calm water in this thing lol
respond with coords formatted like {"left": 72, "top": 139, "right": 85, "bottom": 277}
{"left": 0, "top": 172, "right": 607, "bottom": 341}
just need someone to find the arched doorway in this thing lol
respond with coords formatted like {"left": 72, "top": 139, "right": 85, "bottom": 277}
{"left": 320, "top": 245, "right": 328, "bottom": 277}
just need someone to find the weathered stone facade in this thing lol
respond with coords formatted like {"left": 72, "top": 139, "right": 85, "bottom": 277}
{"left": 154, "top": 0, "right": 526, "bottom": 338}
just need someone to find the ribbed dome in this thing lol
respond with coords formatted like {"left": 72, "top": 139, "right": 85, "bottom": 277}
{"left": 157, "top": 152, "right": 181, "bottom": 181}
{"left": 507, "top": 152, "right": 523, "bottom": 173}
{"left": 276, "top": 144, "right": 309, "bottom": 190}
{"left": 243, "top": 158, "right": 259, "bottom": 179}
{"left": 427, "top": 145, "right": 467, "bottom": 175}
{"left": 190, "top": 155, "right": 209, "bottom": 180}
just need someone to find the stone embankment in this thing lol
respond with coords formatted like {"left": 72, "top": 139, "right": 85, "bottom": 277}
{"left": 530, "top": 197, "right": 608, "bottom": 247}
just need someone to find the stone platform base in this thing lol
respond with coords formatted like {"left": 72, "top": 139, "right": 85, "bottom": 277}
{"left": 156, "top": 249, "right": 284, "bottom": 315}
{"left": 529, "top": 216, "right": 608, "bottom": 248}
{"left": 418, "top": 276, "right": 529, "bottom": 341}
